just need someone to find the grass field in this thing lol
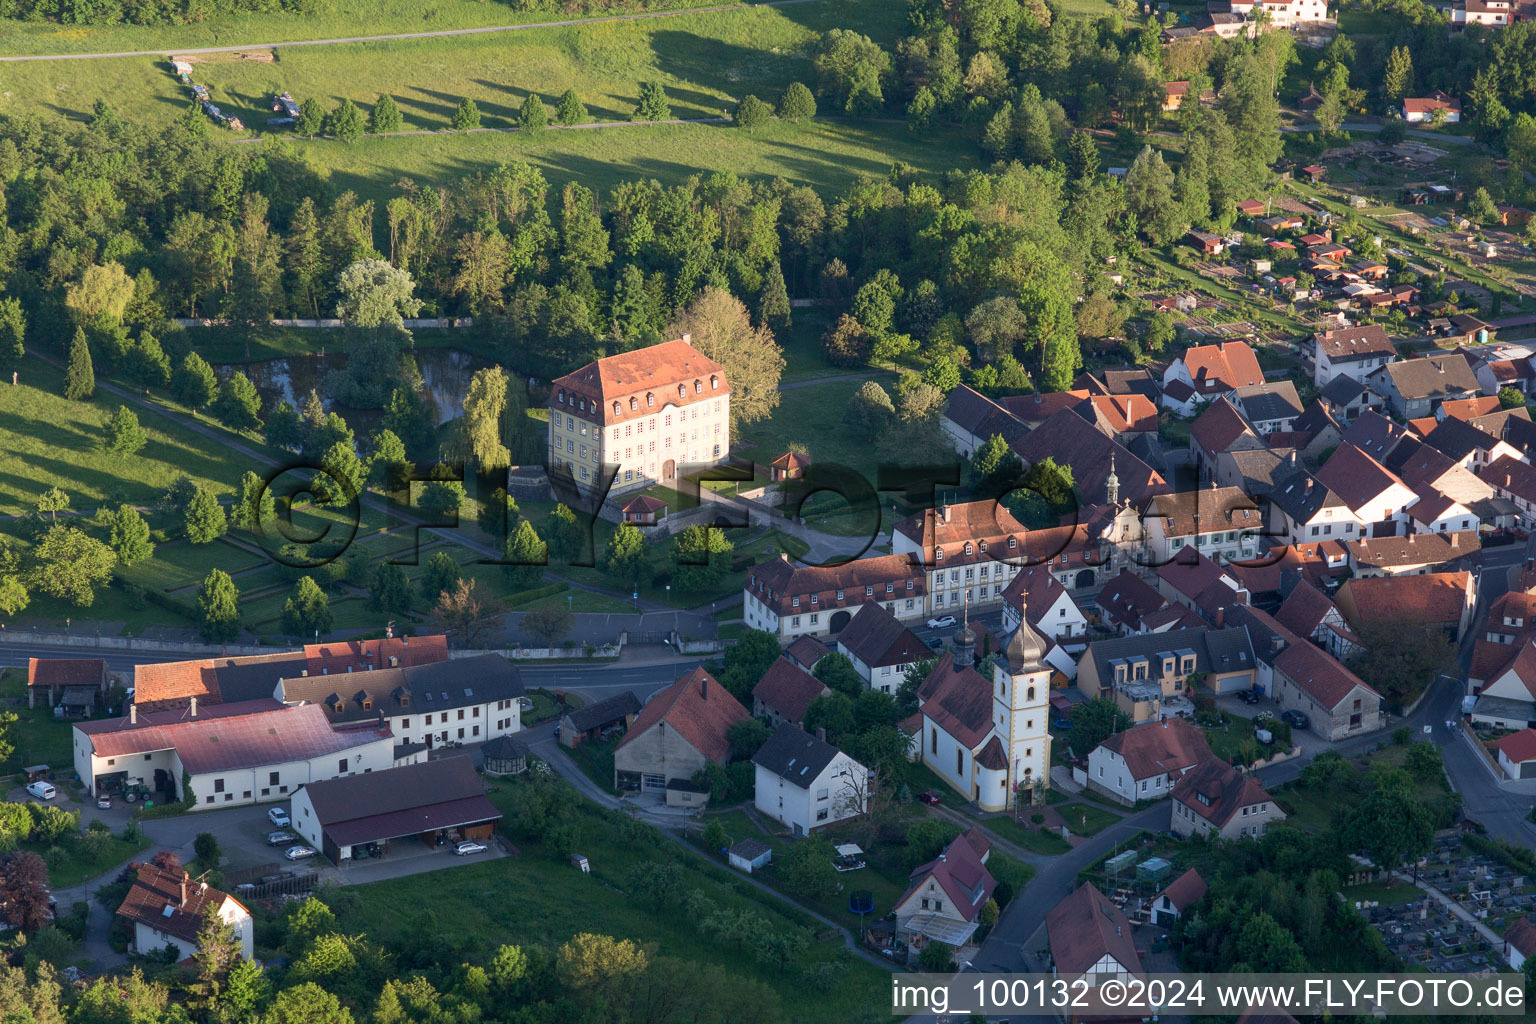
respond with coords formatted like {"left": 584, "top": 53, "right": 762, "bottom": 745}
{"left": 736, "top": 377, "right": 879, "bottom": 480}
{"left": 342, "top": 779, "right": 890, "bottom": 1024}
{"left": 0, "top": 0, "right": 793, "bottom": 57}
{"left": 0, "top": 364, "right": 245, "bottom": 516}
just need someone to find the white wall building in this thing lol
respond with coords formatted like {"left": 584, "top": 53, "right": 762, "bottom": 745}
{"left": 751, "top": 724, "right": 868, "bottom": 835}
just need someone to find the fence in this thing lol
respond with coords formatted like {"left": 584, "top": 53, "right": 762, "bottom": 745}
{"left": 225, "top": 863, "right": 281, "bottom": 886}
{"left": 0, "top": 629, "right": 271, "bottom": 657}
{"left": 233, "top": 870, "right": 320, "bottom": 901}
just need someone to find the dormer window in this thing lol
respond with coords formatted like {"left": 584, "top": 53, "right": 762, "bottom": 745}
{"left": 612, "top": 401, "right": 621, "bottom": 415}
{"left": 936, "top": 549, "right": 945, "bottom": 561}
{"left": 1009, "top": 537, "right": 1017, "bottom": 550}
{"left": 647, "top": 393, "right": 655, "bottom": 407}
{"left": 694, "top": 379, "right": 702, "bottom": 394}
{"left": 678, "top": 384, "right": 687, "bottom": 398}
{"left": 630, "top": 397, "right": 638, "bottom": 411}
{"left": 362, "top": 699, "right": 372, "bottom": 710}
{"left": 866, "top": 585, "right": 874, "bottom": 596}
{"left": 979, "top": 540, "right": 987, "bottom": 553}
{"left": 965, "top": 542, "right": 973, "bottom": 555}
{"left": 906, "top": 580, "right": 914, "bottom": 590}
{"left": 792, "top": 597, "right": 800, "bottom": 608}
{"left": 400, "top": 693, "right": 409, "bottom": 705}
{"left": 711, "top": 375, "right": 719, "bottom": 390}
{"left": 333, "top": 701, "right": 344, "bottom": 713}
{"left": 811, "top": 594, "right": 818, "bottom": 604}
{"left": 836, "top": 589, "right": 845, "bottom": 600}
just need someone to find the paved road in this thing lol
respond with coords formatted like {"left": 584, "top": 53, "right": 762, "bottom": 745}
{"left": 0, "top": 0, "right": 823, "bottom": 61}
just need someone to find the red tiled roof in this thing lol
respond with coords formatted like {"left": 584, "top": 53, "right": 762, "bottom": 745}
{"left": 1001, "top": 566, "right": 1079, "bottom": 638}
{"left": 1097, "top": 568, "right": 1171, "bottom": 631}
{"left": 1494, "top": 729, "right": 1536, "bottom": 764}
{"left": 116, "top": 862, "right": 244, "bottom": 945}
{"left": 1274, "top": 579, "right": 1340, "bottom": 638}
{"left": 917, "top": 653, "right": 994, "bottom": 749}
{"left": 1404, "top": 92, "right": 1460, "bottom": 115}
{"left": 1338, "top": 571, "right": 1472, "bottom": 629}
{"left": 1097, "top": 718, "right": 1212, "bottom": 781}
{"left": 1482, "top": 640, "right": 1536, "bottom": 699}
{"left": 892, "top": 500, "right": 1030, "bottom": 566}
{"left": 551, "top": 338, "right": 729, "bottom": 425}
{"left": 1148, "top": 487, "right": 1261, "bottom": 539}
{"left": 27, "top": 658, "right": 104, "bottom": 688}
{"left": 784, "top": 634, "right": 830, "bottom": 670}
{"left": 998, "top": 390, "right": 1091, "bottom": 424}
{"left": 616, "top": 667, "right": 748, "bottom": 764}
{"left": 1158, "top": 868, "right": 1207, "bottom": 912}
{"left": 1047, "top": 882, "right": 1144, "bottom": 976}
{"left": 1190, "top": 398, "right": 1258, "bottom": 460}
{"left": 751, "top": 657, "right": 828, "bottom": 726}
{"left": 304, "top": 635, "right": 448, "bottom": 676}
{"left": 1171, "top": 759, "right": 1278, "bottom": 828}
{"left": 1011, "top": 408, "right": 1170, "bottom": 507}
{"left": 622, "top": 494, "right": 668, "bottom": 514}
{"left": 770, "top": 451, "right": 811, "bottom": 471}
{"left": 1442, "top": 396, "right": 1502, "bottom": 422}
{"left": 1315, "top": 443, "right": 1409, "bottom": 512}
{"left": 1313, "top": 324, "right": 1396, "bottom": 363}
{"left": 1482, "top": 454, "right": 1536, "bottom": 505}
{"left": 1345, "top": 531, "right": 1476, "bottom": 570}
{"left": 899, "top": 831, "right": 997, "bottom": 924}
{"left": 1157, "top": 547, "right": 1235, "bottom": 605}
{"left": 1273, "top": 639, "right": 1375, "bottom": 710}
{"left": 836, "top": 602, "right": 928, "bottom": 669}
{"left": 745, "top": 552, "right": 925, "bottom": 617}
{"left": 78, "top": 701, "right": 390, "bottom": 775}
{"left": 1090, "top": 393, "right": 1159, "bottom": 434}
{"left": 1179, "top": 340, "right": 1264, "bottom": 395}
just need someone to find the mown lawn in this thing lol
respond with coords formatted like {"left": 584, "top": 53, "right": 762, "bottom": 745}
{"left": 340, "top": 781, "right": 891, "bottom": 1024}
{"left": 1054, "top": 800, "right": 1122, "bottom": 837}
{"left": 736, "top": 376, "right": 884, "bottom": 483}
{"left": 980, "top": 813, "right": 1072, "bottom": 855}
{"left": 35, "top": 833, "right": 151, "bottom": 888}
{"left": 0, "top": 670, "right": 80, "bottom": 772}
{"left": 0, "top": 363, "right": 244, "bottom": 516}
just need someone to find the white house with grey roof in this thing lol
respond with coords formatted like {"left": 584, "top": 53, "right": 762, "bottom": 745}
{"left": 751, "top": 724, "right": 868, "bottom": 835}
{"left": 1076, "top": 626, "right": 1257, "bottom": 723}
{"left": 275, "top": 653, "right": 526, "bottom": 752}
{"left": 1265, "top": 458, "right": 1364, "bottom": 546}
{"left": 1228, "top": 381, "right": 1303, "bottom": 434}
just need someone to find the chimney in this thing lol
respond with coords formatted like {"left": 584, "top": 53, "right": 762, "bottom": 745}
{"left": 816, "top": 727, "right": 827, "bottom": 742}
{"left": 401, "top": 635, "right": 409, "bottom": 645}
{"left": 389, "top": 656, "right": 398, "bottom": 668}
{"left": 941, "top": 505, "right": 951, "bottom": 523}
{"left": 180, "top": 874, "right": 187, "bottom": 907}
{"left": 1215, "top": 606, "right": 1225, "bottom": 628}
{"left": 189, "top": 696, "right": 197, "bottom": 718}
{"left": 129, "top": 704, "right": 137, "bottom": 725}
{"left": 301, "top": 669, "right": 309, "bottom": 677}
{"left": 681, "top": 332, "right": 692, "bottom": 344}
{"left": 700, "top": 675, "right": 708, "bottom": 699}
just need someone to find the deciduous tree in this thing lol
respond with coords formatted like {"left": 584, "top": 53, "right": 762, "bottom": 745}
{"left": 556, "top": 88, "right": 586, "bottom": 126}
{"left": 198, "top": 569, "right": 241, "bottom": 643}
{"left": 370, "top": 94, "right": 402, "bottom": 133}
{"left": 667, "top": 287, "right": 785, "bottom": 427}
{"left": 30, "top": 526, "right": 115, "bottom": 607}
{"left": 105, "top": 406, "right": 147, "bottom": 456}
{"left": 185, "top": 487, "right": 228, "bottom": 544}
{"left": 281, "top": 576, "right": 333, "bottom": 638}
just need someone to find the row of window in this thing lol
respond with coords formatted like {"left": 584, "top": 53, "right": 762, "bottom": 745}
{"left": 790, "top": 579, "right": 917, "bottom": 609}
{"left": 554, "top": 378, "right": 722, "bottom": 415}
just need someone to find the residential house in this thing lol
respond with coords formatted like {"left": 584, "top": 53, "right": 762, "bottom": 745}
{"left": 1095, "top": 569, "right": 1203, "bottom": 636}
{"left": 1469, "top": 640, "right": 1536, "bottom": 728}
{"left": 1343, "top": 410, "right": 1411, "bottom": 463}
{"left": 1481, "top": 454, "right": 1536, "bottom": 529}
{"left": 1422, "top": 416, "right": 1525, "bottom": 473}
{"left": 290, "top": 756, "right": 501, "bottom": 863}
{"left": 1266, "top": 459, "right": 1364, "bottom": 546}
{"left": 1315, "top": 443, "right": 1417, "bottom": 536}
{"left": 1077, "top": 627, "right": 1257, "bottom": 722}
{"left": 1336, "top": 570, "right": 1476, "bottom": 642}
{"left": 751, "top": 656, "right": 828, "bottom": 727}
{"left": 1185, "top": 230, "right": 1227, "bottom": 255}
{"left": 835, "top": 602, "right": 929, "bottom": 694}
{"left": 742, "top": 552, "right": 926, "bottom": 640}
{"left": 1403, "top": 92, "right": 1462, "bottom": 122}
{"left": 1468, "top": 591, "right": 1536, "bottom": 693}
{"left": 1319, "top": 376, "right": 1384, "bottom": 422}
{"left": 613, "top": 668, "right": 748, "bottom": 797}
{"left": 548, "top": 336, "right": 730, "bottom": 494}
{"left": 1231, "top": 381, "right": 1304, "bottom": 434}
{"left": 1046, "top": 882, "right": 1143, "bottom": 982}
{"left": 1275, "top": 579, "right": 1360, "bottom": 660}
{"left": 26, "top": 658, "right": 108, "bottom": 714}
{"left": 892, "top": 501, "right": 1033, "bottom": 617}
{"left": 1161, "top": 340, "right": 1265, "bottom": 414}
{"left": 1367, "top": 354, "right": 1481, "bottom": 419}
{"left": 1076, "top": 368, "right": 1159, "bottom": 404}
{"left": 1345, "top": 531, "right": 1479, "bottom": 576}
{"left": 73, "top": 700, "right": 406, "bottom": 808}
{"left": 1311, "top": 324, "right": 1398, "bottom": 387}
{"left": 1454, "top": 0, "right": 1513, "bottom": 25}
{"left": 1151, "top": 869, "right": 1206, "bottom": 926}
{"left": 752, "top": 723, "right": 868, "bottom": 834}
{"left": 1141, "top": 487, "right": 1264, "bottom": 566}
{"left": 1011, "top": 407, "right": 1171, "bottom": 508}
{"left": 1269, "top": 633, "right": 1385, "bottom": 740}
{"left": 1292, "top": 402, "right": 1347, "bottom": 459}
{"left": 1156, "top": 547, "right": 1250, "bottom": 623}
{"left": 1493, "top": 729, "right": 1536, "bottom": 780}
{"left": 1170, "top": 759, "right": 1285, "bottom": 839}
{"left": 784, "top": 635, "right": 830, "bottom": 672}
{"left": 557, "top": 690, "right": 641, "bottom": 748}
{"left": 116, "top": 862, "right": 253, "bottom": 962}
{"left": 941, "top": 385, "right": 1028, "bottom": 457}
{"left": 999, "top": 567, "right": 1087, "bottom": 680}
{"left": 1162, "top": 81, "right": 1190, "bottom": 111}
{"left": 894, "top": 829, "right": 996, "bottom": 964}
{"left": 1085, "top": 717, "right": 1214, "bottom": 805}
{"left": 275, "top": 653, "right": 525, "bottom": 751}
{"left": 914, "top": 621, "right": 1053, "bottom": 811}
{"left": 1404, "top": 486, "right": 1477, "bottom": 535}
{"left": 1190, "top": 398, "right": 1266, "bottom": 479}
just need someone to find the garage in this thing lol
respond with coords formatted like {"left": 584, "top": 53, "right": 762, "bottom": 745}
{"left": 641, "top": 773, "right": 666, "bottom": 793}
{"left": 290, "top": 756, "right": 502, "bottom": 865}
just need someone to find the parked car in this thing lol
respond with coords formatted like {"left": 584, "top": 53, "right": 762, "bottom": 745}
{"left": 455, "top": 840, "right": 487, "bottom": 856}
{"left": 1281, "top": 710, "right": 1310, "bottom": 730}
{"left": 266, "top": 831, "right": 297, "bottom": 846}
{"left": 267, "top": 807, "right": 291, "bottom": 828}
{"left": 283, "top": 845, "right": 316, "bottom": 861}
{"left": 95, "top": 794, "right": 111, "bottom": 809}
{"left": 927, "top": 615, "right": 957, "bottom": 629}
{"left": 925, "top": 637, "right": 944, "bottom": 649}
{"left": 917, "top": 791, "right": 942, "bottom": 806}
{"left": 1239, "top": 689, "right": 1261, "bottom": 705}
{"left": 25, "top": 782, "right": 55, "bottom": 801}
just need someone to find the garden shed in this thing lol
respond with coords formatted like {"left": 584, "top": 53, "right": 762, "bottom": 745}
{"left": 729, "top": 839, "right": 773, "bottom": 873}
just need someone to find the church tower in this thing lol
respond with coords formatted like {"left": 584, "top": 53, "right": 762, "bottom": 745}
{"left": 991, "top": 591, "right": 1053, "bottom": 806}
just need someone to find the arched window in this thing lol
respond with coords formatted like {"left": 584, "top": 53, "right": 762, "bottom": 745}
{"left": 1027, "top": 686, "right": 1036, "bottom": 701}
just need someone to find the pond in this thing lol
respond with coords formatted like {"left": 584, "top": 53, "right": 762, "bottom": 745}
{"left": 214, "top": 347, "right": 487, "bottom": 426}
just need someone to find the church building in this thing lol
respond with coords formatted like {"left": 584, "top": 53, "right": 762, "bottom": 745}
{"left": 914, "top": 607, "right": 1053, "bottom": 811}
